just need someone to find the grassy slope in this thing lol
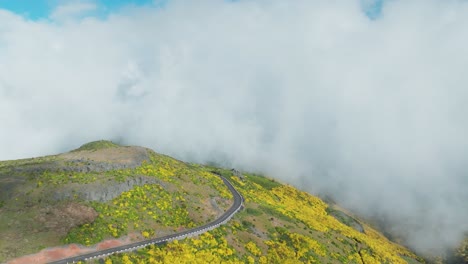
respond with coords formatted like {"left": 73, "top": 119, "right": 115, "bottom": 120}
{"left": 104, "top": 169, "right": 422, "bottom": 264}
{"left": 71, "top": 140, "right": 120, "bottom": 152}
{"left": 0, "top": 141, "right": 425, "bottom": 263}
{"left": 0, "top": 142, "right": 232, "bottom": 262}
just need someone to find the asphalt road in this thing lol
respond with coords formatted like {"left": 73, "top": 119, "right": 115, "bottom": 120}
{"left": 48, "top": 174, "right": 244, "bottom": 264}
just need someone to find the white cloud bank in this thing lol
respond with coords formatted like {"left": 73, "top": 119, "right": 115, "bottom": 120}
{"left": 50, "top": 1, "right": 98, "bottom": 21}
{"left": 1, "top": 0, "right": 467, "bottom": 254}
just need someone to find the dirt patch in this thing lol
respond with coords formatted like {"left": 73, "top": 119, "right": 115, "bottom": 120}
{"left": 36, "top": 202, "right": 98, "bottom": 235}
{"left": 96, "top": 239, "right": 125, "bottom": 250}
{"left": 6, "top": 236, "right": 134, "bottom": 264}
{"left": 7, "top": 244, "right": 90, "bottom": 264}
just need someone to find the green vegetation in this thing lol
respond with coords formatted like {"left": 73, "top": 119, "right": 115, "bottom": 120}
{"left": 72, "top": 140, "right": 120, "bottom": 152}
{"left": 326, "top": 207, "right": 362, "bottom": 231}
{"left": 0, "top": 141, "right": 425, "bottom": 264}
{"left": 245, "top": 207, "right": 262, "bottom": 216}
{"left": 103, "top": 168, "right": 422, "bottom": 264}
{"left": 245, "top": 173, "right": 281, "bottom": 190}
{"left": 60, "top": 152, "right": 233, "bottom": 246}
{"left": 258, "top": 204, "right": 296, "bottom": 222}
{"left": 65, "top": 184, "right": 194, "bottom": 245}
{"left": 39, "top": 170, "right": 102, "bottom": 185}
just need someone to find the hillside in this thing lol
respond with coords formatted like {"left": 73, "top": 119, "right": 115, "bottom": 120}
{"left": 0, "top": 141, "right": 428, "bottom": 263}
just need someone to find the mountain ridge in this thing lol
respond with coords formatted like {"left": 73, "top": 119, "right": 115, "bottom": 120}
{"left": 0, "top": 140, "right": 436, "bottom": 263}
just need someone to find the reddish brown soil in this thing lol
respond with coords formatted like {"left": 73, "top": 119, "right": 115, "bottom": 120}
{"left": 6, "top": 237, "right": 132, "bottom": 264}
{"left": 7, "top": 244, "right": 89, "bottom": 264}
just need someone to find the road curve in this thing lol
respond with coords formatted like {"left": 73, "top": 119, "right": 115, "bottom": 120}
{"left": 48, "top": 175, "right": 244, "bottom": 264}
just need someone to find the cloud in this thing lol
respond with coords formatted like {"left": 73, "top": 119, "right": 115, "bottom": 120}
{"left": 50, "top": 1, "right": 98, "bottom": 21}
{"left": 1, "top": 0, "right": 467, "bottom": 254}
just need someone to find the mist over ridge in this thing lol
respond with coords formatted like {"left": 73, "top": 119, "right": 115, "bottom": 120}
{"left": 1, "top": 0, "right": 467, "bottom": 254}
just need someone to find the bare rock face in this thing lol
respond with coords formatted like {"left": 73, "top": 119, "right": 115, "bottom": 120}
{"left": 231, "top": 169, "right": 245, "bottom": 181}
{"left": 73, "top": 176, "right": 164, "bottom": 202}
{"left": 36, "top": 203, "right": 98, "bottom": 235}
{"left": 53, "top": 176, "right": 165, "bottom": 202}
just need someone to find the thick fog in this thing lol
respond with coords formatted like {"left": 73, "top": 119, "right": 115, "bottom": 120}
{"left": 1, "top": 0, "right": 467, "bottom": 254}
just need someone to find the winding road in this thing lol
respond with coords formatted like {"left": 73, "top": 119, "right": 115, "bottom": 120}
{"left": 48, "top": 175, "right": 244, "bottom": 264}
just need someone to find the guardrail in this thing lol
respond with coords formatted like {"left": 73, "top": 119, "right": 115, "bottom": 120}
{"left": 48, "top": 175, "right": 244, "bottom": 264}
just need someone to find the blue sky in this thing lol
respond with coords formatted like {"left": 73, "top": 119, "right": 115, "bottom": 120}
{"left": 0, "top": 0, "right": 157, "bottom": 20}
{"left": 0, "top": 0, "right": 383, "bottom": 20}
{"left": 364, "top": 0, "right": 384, "bottom": 19}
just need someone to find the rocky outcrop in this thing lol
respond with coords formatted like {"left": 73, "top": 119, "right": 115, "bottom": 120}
{"left": 9, "top": 161, "right": 62, "bottom": 175}
{"left": 53, "top": 176, "right": 165, "bottom": 202}
{"left": 10, "top": 159, "right": 145, "bottom": 175}
{"left": 61, "top": 160, "right": 141, "bottom": 173}
{"left": 231, "top": 169, "right": 245, "bottom": 181}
